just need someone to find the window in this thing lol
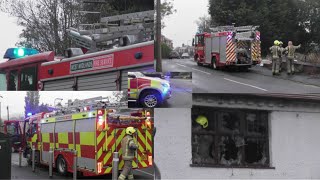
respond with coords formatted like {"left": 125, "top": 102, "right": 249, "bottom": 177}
{"left": 197, "top": 35, "right": 204, "bottom": 46}
{"left": 191, "top": 107, "right": 270, "bottom": 168}
{"left": 20, "top": 67, "right": 37, "bottom": 90}
{"left": 8, "top": 70, "right": 18, "bottom": 90}
{"left": 0, "top": 71, "right": 6, "bottom": 90}
{"left": 6, "top": 123, "right": 18, "bottom": 135}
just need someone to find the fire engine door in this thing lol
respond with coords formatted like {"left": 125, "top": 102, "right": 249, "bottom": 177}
{"left": 115, "top": 128, "right": 138, "bottom": 168}
{"left": 28, "top": 120, "right": 39, "bottom": 150}
{"left": 128, "top": 74, "right": 138, "bottom": 99}
{"left": 204, "top": 37, "right": 212, "bottom": 64}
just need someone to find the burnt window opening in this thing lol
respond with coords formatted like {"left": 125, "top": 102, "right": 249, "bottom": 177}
{"left": 191, "top": 107, "right": 270, "bottom": 168}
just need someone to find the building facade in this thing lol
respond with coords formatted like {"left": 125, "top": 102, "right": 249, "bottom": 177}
{"left": 161, "top": 35, "right": 173, "bottom": 49}
{"left": 155, "top": 94, "right": 320, "bottom": 179}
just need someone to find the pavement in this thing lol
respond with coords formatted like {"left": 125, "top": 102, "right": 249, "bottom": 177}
{"left": 10, "top": 152, "right": 154, "bottom": 180}
{"left": 129, "top": 78, "right": 192, "bottom": 108}
{"left": 162, "top": 58, "right": 320, "bottom": 94}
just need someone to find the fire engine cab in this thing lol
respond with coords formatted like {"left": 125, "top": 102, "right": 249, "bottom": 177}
{"left": 23, "top": 97, "right": 154, "bottom": 177}
{"left": 128, "top": 72, "right": 171, "bottom": 108}
{"left": 0, "top": 120, "right": 26, "bottom": 152}
{"left": 193, "top": 25, "right": 261, "bottom": 71}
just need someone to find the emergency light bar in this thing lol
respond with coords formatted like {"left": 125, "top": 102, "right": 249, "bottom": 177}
{"left": 3, "top": 48, "right": 39, "bottom": 60}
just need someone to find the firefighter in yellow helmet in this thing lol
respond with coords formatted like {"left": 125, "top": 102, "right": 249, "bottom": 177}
{"left": 269, "top": 40, "right": 281, "bottom": 75}
{"left": 118, "top": 127, "right": 138, "bottom": 180}
{"left": 285, "top": 41, "right": 301, "bottom": 75}
{"left": 196, "top": 115, "right": 208, "bottom": 128}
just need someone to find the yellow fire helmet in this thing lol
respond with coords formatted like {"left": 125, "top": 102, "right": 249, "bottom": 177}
{"left": 274, "top": 40, "right": 280, "bottom": 45}
{"left": 196, "top": 115, "right": 208, "bottom": 128}
{"left": 126, "top": 127, "right": 136, "bottom": 135}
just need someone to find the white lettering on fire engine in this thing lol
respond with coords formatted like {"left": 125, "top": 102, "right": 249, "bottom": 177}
{"left": 70, "top": 54, "right": 114, "bottom": 73}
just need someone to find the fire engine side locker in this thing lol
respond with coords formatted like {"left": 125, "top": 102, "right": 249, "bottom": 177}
{"left": 219, "top": 36, "right": 228, "bottom": 63}
{"left": 204, "top": 37, "right": 212, "bottom": 64}
{"left": 211, "top": 36, "right": 220, "bottom": 62}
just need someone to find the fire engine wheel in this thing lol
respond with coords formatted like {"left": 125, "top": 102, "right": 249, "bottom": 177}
{"left": 57, "top": 156, "right": 68, "bottom": 176}
{"left": 140, "top": 90, "right": 162, "bottom": 108}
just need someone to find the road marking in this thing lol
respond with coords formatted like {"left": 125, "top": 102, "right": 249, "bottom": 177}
{"left": 134, "top": 169, "right": 154, "bottom": 177}
{"left": 192, "top": 68, "right": 211, "bottom": 75}
{"left": 304, "top": 84, "right": 320, "bottom": 88}
{"left": 176, "top": 63, "right": 188, "bottom": 68}
{"left": 224, "top": 78, "right": 268, "bottom": 92}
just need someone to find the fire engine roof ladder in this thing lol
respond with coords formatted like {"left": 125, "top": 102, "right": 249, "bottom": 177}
{"left": 67, "top": 10, "right": 154, "bottom": 51}
{"left": 210, "top": 25, "right": 259, "bottom": 33}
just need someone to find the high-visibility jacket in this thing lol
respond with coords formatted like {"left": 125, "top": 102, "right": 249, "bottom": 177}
{"left": 285, "top": 45, "right": 301, "bottom": 59}
{"left": 121, "top": 135, "right": 138, "bottom": 160}
{"left": 270, "top": 45, "right": 280, "bottom": 59}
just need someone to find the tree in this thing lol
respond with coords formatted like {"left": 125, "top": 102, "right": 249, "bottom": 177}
{"left": 160, "top": 0, "right": 176, "bottom": 28}
{"left": 24, "top": 91, "right": 40, "bottom": 118}
{"left": 1, "top": 0, "right": 82, "bottom": 55}
{"left": 112, "top": 91, "right": 127, "bottom": 103}
{"left": 195, "top": 15, "right": 212, "bottom": 33}
{"left": 161, "top": 43, "right": 172, "bottom": 59}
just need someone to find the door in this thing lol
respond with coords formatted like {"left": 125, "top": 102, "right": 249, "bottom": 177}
{"left": 128, "top": 73, "right": 138, "bottom": 100}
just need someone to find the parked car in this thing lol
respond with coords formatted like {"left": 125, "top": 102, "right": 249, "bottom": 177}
{"left": 181, "top": 53, "right": 190, "bottom": 59}
{"left": 169, "top": 51, "right": 180, "bottom": 59}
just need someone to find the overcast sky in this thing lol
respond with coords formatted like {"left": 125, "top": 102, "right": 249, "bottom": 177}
{"left": 0, "top": 12, "right": 23, "bottom": 63}
{"left": 0, "top": 91, "right": 115, "bottom": 120}
{"left": 163, "top": 0, "right": 209, "bottom": 48}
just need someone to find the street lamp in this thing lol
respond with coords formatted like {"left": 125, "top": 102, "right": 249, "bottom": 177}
{"left": 156, "top": 0, "right": 162, "bottom": 72}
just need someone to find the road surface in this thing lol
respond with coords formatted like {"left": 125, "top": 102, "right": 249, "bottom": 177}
{"left": 129, "top": 78, "right": 192, "bottom": 108}
{"left": 10, "top": 153, "right": 154, "bottom": 180}
{"left": 163, "top": 58, "right": 320, "bottom": 94}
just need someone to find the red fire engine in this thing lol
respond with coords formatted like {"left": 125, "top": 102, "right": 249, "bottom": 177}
{"left": 0, "top": 10, "right": 154, "bottom": 91}
{"left": 0, "top": 120, "right": 26, "bottom": 152}
{"left": 22, "top": 97, "right": 154, "bottom": 177}
{"left": 193, "top": 25, "right": 261, "bottom": 71}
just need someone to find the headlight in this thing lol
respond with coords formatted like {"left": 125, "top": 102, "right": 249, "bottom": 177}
{"left": 161, "top": 83, "right": 170, "bottom": 88}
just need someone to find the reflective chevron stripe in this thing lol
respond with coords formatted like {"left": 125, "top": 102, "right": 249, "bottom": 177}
{"left": 226, "top": 33, "right": 236, "bottom": 65}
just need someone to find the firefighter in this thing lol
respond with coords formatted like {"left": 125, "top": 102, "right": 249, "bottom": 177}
{"left": 285, "top": 41, "right": 301, "bottom": 75}
{"left": 196, "top": 115, "right": 208, "bottom": 128}
{"left": 269, "top": 40, "right": 281, "bottom": 75}
{"left": 118, "top": 127, "right": 138, "bottom": 180}
{"left": 278, "top": 41, "right": 285, "bottom": 72}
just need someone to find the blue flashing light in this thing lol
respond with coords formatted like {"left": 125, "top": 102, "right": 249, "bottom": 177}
{"left": 161, "top": 83, "right": 170, "bottom": 95}
{"left": 3, "top": 48, "right": 39, "bottom": 60}
{"left": 27, "top": 112, "right": 33, "bottom": 117}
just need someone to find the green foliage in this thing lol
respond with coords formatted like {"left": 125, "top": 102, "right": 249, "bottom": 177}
{"left": 161, "top": 42, "right": 172, "bottom": 59}
{"left": 24, "top": 91, "right": 40, "bottom": 118}
{"left": 160, "top": 0, "right": 176, "bottom": 28}
{"left": 208, "top": 0, "right": 316, "bottom": 55}
{"left": 196, "top": 15, "right": 212, "bottom": 33}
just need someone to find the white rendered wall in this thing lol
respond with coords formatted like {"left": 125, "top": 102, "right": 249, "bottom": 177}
{"left": 155, "top": 108, "right": 320, "bottom": 179}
